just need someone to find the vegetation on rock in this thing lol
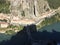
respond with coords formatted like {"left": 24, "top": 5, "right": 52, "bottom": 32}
{"left": 0, "top": 0, "right": 10, "bottom": 14}
{"left": 37, "top": 13, "right": 60, "bottom": 29}
{"left": 5, "top": 30, "right": 15, "bottom": 35}
{"left": 47, "top": 0, "right": 60, "bottom": 9}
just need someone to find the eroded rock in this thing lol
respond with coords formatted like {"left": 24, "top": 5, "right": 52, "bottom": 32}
{"left": 10, "top": 0, "right": 51, "bottom": 18}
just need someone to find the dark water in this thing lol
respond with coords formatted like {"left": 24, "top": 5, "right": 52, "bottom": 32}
{"left": 38, "top": 22, "right": 60, "bottom": 45}
{"left": 38, "top": 22, "right": 60, "bottom": 32}
{"left": 0, "top": 33, "right": 13, "bottom": 42}
{"left": 0, "top": 24, "right": 60, "bottom": 45}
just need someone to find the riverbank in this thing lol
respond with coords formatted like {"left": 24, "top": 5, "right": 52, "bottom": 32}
{"left": 37, "top": 13, "right": 60, "bottom": 30}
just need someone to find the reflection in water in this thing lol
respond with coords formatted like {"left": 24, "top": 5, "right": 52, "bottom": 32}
{"left": 38, "top": 22, "right": 60, "bottom": 32}
{"left": 0, "top": 24, "right": 60, "bottom": 45}
{"left": 0, "top": 33, "right": 12, "bottom": 42}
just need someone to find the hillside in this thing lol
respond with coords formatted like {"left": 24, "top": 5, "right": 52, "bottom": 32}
{"left": 10, "top": 0, "right": 51, "bottom": 18}
{"left": 0, "top": 0, "right": 60, "bottom": 42}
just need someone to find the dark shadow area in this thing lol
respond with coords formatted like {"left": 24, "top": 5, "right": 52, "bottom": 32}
{"left": 0, "top": 24, "right": 60, "bottom": 45}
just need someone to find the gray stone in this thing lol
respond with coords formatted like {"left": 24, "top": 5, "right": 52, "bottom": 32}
{"left": 10, "top": 0, "right": 50, "bottom": 18}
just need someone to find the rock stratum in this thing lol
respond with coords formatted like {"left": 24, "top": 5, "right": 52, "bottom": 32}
{"left": 1, "top": 0, "right": 57, "bottom": 25}
{"left": 10, "top": 0, "right": 51, "bottom": 18}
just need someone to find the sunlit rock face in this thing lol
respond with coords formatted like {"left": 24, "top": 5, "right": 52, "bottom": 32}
{"left": 21, "top": 0, "right": 35, "bottom": 18}
{"left": 10, "top": 0, "right": 50, "bottom": 18}
{"left": 36, "top": 0, "right": 50, "bottom": 16}
{"left": 10, "top": 0, "right": 23, "bottom": 17}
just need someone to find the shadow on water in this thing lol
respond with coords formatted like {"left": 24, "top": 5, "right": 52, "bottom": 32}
{"left": 0, "top": 24, "right": 60, "bottom": 45}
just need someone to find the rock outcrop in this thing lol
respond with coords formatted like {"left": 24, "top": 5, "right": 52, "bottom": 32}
{"left": 10, "top": 0, "right": 51, "bottom": 18}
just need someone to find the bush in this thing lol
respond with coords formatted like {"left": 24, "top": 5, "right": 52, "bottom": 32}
{"left": 5, "top": 30, "right": 15, "bottom": 35}
{"left": 9, "top": 25, "right": 17, "bottom": 28}
{"left": 18, "top": 25, "right": 23, "bottom": 31}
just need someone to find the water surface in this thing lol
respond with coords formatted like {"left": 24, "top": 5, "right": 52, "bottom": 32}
{"left": 39, "top": 22, "right": 60, "bottom": 32}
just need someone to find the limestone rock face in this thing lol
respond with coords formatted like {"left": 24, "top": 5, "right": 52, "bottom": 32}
{"left": 10, "top": 0, "right": 50, "bottom": 18}
{"left": 36, "top": 0, "right": 50, "bottom": 16}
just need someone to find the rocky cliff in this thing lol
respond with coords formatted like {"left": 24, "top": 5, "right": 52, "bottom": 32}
{"left": 10, "top": 0, "right": 51, "bottom": 18}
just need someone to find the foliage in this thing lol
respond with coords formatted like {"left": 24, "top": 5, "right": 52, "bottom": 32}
{"left": 0, "top": 0, "right": 10, "bottom": 14}
{"left": 9, "top": 25, "right": 17, "bottom": 28}
{"left": 37, "top": 13, "right": 60, "bottom": 29}
{"left": 8, "top": 25, "right": 23, "bottom": 31}
{"left": 5, "top": 30, "right": 15, "bottom": 35}
{"left": 47, "top": 0, "right": 60, "bottom": 9}
{"left": 18, "top": 25, "right": 23, "bottom": 31}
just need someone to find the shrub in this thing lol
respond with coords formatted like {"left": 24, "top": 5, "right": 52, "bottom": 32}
{"left": 47, "top": 0, "right": 60, "bottom": 9}
{"left": 0, "top": 0, "right": 10, "bottom": 14}
{"left": 5, "top": 30, "right": 15, "bottom": 35}
{"left": 37, "top": 13, "right": 60, "bottom": 29}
